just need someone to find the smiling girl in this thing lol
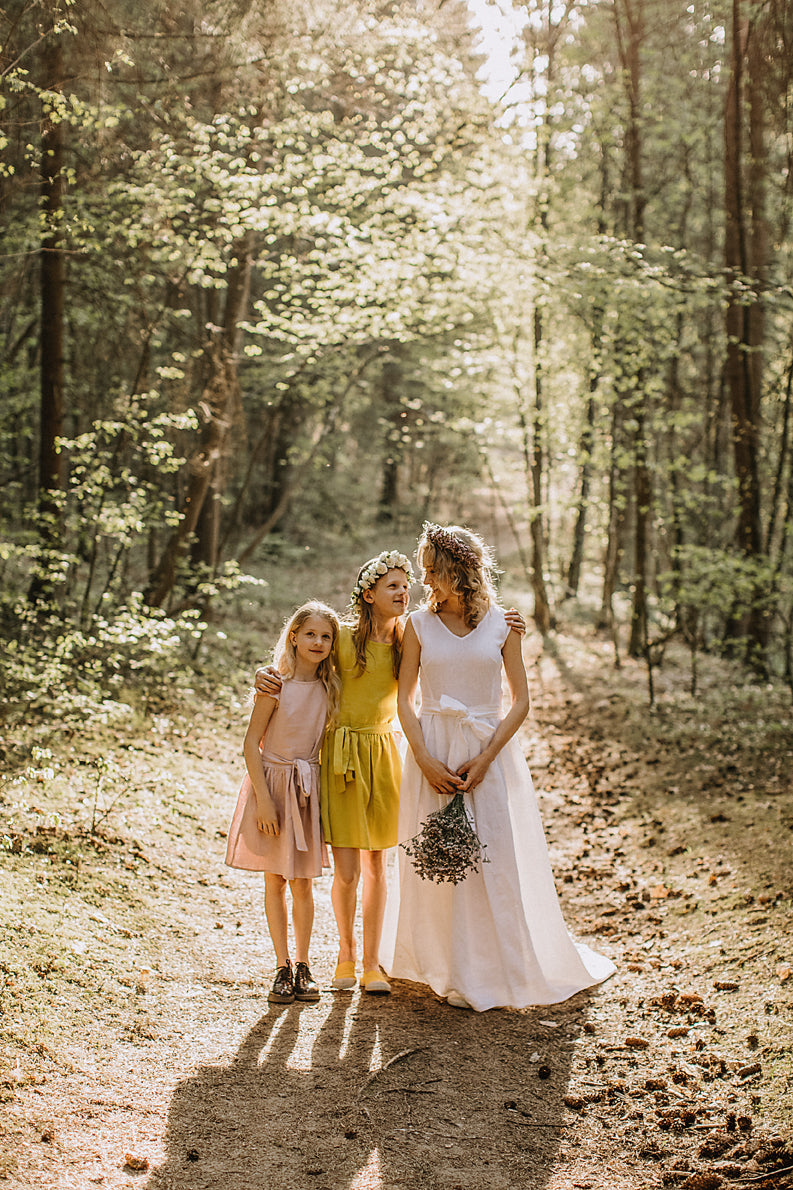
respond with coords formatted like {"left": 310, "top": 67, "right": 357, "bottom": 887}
{"left": 226, "top": 601, "right": 341, "bottom": 1004}
{"left": 317, "top": 552, "right": 414, "bottom": 993}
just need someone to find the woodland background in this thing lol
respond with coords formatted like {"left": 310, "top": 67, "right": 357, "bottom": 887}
{"left": 2, "top": 6, "right": 793, "bottom": 1186}
{"left": 1, "top": 0, "right": 793, "bottom": 702}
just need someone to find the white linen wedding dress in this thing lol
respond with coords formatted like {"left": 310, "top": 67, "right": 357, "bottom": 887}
{"left": 382, "top": 605, "right": 616, "bottom": 1011}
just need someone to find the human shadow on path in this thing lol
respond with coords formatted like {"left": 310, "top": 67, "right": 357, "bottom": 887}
{"left": 145, "top": 980, "right": 586, "bottom": 1190}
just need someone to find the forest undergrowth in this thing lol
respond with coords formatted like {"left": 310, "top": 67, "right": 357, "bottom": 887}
{"left": 0, "top": 599, "right": 791, "bottom": 1190}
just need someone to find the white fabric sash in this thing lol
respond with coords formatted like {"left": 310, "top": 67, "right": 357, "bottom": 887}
{"left": 419, "top": 695, "right": 500, "bottom": 773}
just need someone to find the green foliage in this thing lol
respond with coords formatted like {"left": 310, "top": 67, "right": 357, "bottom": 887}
{"left": 662, "top": 546, "right": 775, "bottom": 632}
{"left": 0, "top": 584, "right": 206, "bottom": 720}
{"left": 654, "top": 545, "right": 779, "bottom": 694}
{"left": 2, "top": 0, "right": 793, "bottom": 692}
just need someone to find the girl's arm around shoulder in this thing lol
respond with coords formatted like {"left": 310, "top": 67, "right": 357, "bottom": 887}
{"left": 254, "top": 666, "right": 282, "bottom": 698}
{"left": 502, "top": 606, "right": 527, "bottom": 637}
{"left": 501, "top": 628, "right": 530, "bottom": 720}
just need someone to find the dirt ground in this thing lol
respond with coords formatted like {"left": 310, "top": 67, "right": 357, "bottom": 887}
{"left": 1, "top": 624, "right": 792, "bottom": 1190}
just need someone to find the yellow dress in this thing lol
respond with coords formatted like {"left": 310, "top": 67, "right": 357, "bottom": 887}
{"left": 320, "top": 626, "right": 401, "bottom": 849}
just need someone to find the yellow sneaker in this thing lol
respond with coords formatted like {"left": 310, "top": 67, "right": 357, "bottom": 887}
{"left": 332, "top": 960, "right": 356, "bottom": 990}
{"left": 361, "top": 969, "right": 391, "bottom": 995}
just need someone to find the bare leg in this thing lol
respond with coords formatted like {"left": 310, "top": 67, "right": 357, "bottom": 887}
{"left": 289, "top": 877, "right": 314, "bottom": 965}
{"left": 361, "top": 849, "right": 387, "bottom": 973}
{"left": 330, "top": 846, "right": 361, "bottom": 964}
{"left": 264, "top": 872, "right": 289, "bottom": 967}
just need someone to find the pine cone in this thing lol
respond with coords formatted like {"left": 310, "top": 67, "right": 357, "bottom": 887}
{"left": 680, "top": 1174, "right": 723, "bottom": 1190}
{"left": 697, "top": 1134, "right": 734, "bottom": 1159}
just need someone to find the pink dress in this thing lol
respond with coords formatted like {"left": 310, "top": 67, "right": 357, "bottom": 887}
{"left": 225, "top": 677, "right": 329, "bottom": 879}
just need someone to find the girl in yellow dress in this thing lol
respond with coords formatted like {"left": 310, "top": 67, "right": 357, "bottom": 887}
{"left": 320, "top": 551, "right": 415, "bottom": 993}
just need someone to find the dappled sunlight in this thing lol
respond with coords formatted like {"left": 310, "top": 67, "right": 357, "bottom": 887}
{"left": 336, "top": 992, "right": 361, "bottom": 1063}
{"left": 256, "top": 1005, "right": 295, "bottom": 1064}
{"left": 2, "top": 0, "right": 792, "bottom": 1185}
{"left": 349, "top": 1145, "right": 382, "bottom": 1189}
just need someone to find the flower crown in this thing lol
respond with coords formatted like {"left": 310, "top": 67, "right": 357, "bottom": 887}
{"left": 422, "top": 523, "right": 478, "bottom": 568}
{"left": 350, "top": 550, "right": 414, "bottom": 611}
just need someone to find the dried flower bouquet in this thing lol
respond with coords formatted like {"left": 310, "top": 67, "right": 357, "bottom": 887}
{"left": 400, "top": 791, "right": 488, "bottom": 885}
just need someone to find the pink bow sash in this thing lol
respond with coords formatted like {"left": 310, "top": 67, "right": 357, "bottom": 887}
{"left": 261, "top": 752, "right": 319, "bottom": 852}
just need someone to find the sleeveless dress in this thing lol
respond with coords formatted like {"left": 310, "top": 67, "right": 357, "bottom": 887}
{"left": 381, "top": 605, "right": 616, "bottom": 1011}
{"left": 319, "top": 626, "right": 401, "bottom": 850}
{"left": 225, "top": 677, "right": 329, "bottom": 879}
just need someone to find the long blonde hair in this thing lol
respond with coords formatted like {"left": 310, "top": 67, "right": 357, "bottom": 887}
{"left": 348, "top": 554, "right": 411, "bottom": 679}
{"left": 273, "top": 601, "right": 342, "bottom": 727}
{"left": 417, "top": 523, "right": 498, "bottom": 629}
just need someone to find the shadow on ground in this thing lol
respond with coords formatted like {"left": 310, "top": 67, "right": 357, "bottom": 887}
{"left": 146, "top": 980, "right": 584, "bottom": 1190}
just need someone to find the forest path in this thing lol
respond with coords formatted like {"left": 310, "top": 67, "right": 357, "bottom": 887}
{"left": 1, "top": 625, "right": 792, "bottom": 1190}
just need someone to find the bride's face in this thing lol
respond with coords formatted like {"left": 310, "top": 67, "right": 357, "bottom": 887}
{"left": 422, "top": 565, "right": 451, "bottom": 607}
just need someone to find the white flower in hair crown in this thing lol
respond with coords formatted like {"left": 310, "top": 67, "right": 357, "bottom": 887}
{"left": 350, "top": 550, "right": 414, "bottom": 609}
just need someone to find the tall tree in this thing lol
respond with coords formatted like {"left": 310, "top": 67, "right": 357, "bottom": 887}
{"left": 724, "top": 0, "right": 767, "bottom": 658}
{"left": 613, "top": 0, "right": 652, "bottom": 659}
{"left": 28, "top": 22, "right": 66, "bottom": 604}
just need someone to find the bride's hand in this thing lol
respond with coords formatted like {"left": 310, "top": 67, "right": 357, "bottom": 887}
{"left": 457, "top": 753, "right": 490, "bottom": 792}
{"left": 420, "top": 756, "right": 464, "bottom": 796}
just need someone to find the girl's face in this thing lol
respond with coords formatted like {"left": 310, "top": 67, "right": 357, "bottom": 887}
{"left": 291, "top": 615, "right": 335, "bottom": 667}
{"left": 363, "top": 568, "right": 411, "bottom": 620}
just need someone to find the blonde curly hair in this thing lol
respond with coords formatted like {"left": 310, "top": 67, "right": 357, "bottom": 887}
{"left": 417, "top": 523, "right": 498, "bottom": 629}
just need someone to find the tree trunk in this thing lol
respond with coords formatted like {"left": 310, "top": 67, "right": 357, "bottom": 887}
{"left": 378, "top": 352, "right": 403, "bottom": 523}
{"left": 529, "top": 306, "right": 552, "bottom": 632}
{"left": 765, "top": 352, "right": 793, "bottom": 557}
{"left": 614, "top": 0, "right": 647, "bottom": 244}
{"left": 725, "top": 3, "right": 762, "bottom": 559}
{"left": 143, "top": 347, "right": 239, "bottom": 608}
{"left": 724, "top": 0, "right": 767, "bottom": 659}
{"left": 29, "top": 36, "right": 65, "bottom": 605}
{"left": 598, "top": 399, "right": 626, "bottom": 631}
{"left": 522, "top": 13, "right": 561, "bottom": 636}
{"left": 628, "top": 408, "right": 651, "bottom": 656}
{"left": 615, "top": 0, "right": 651, "bottom": 660}
{"left": 566, "top": 317, "right": 602, "bottom": 597}
{"left": 145, "top": 233, "right": 252, "bottom": 607}
{"left": 569, "top": 139, "right": 609, "bottom": 600}
{"left": 190, "top": 233, "right": 252, "bottom": 575}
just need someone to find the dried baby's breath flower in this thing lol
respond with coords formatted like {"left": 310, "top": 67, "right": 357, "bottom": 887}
{"left": 401, "top": 792, "right": 488, "bottom": 884}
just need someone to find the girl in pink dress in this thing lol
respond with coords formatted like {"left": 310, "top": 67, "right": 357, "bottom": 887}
{"left": 226, "top": 602, "right": 341, "bottom": 1004}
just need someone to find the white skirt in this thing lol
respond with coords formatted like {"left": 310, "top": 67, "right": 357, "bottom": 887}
{"left": 381, "top": 706, "right": 615, "bottom": 1011}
